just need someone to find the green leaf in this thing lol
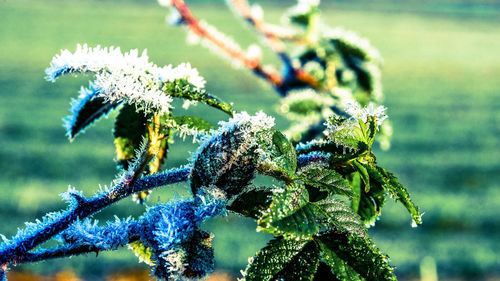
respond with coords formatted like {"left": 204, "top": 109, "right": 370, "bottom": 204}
{"left": 313, "top": 262, "right": 342, "bottom": 281}
{"left": 357, "top": 180, "right": 386, "bottom": 226}
{"left": 227, "top": 187, "right": 272, "bottom": 219}
{"left": 164, "top": 82, "right": 233, "bottom": 116}
{"left": 317, "top": 231, "right": 396, "bottom": 281}
{"left": 352, "top": 160, "right": 370, "bottom": 192}
{"left": 320, "top": 250, "right": 362, "bottom": 281}
{"left": 282, "top": 95, "right": 324, "bottom": 117}
{"left": 315, "top": 198, "right": 366, "bottom": 237}
{"left": 368, "top": 165, "right": 422, "bottom": 225}
{"left": 350, "top": 172, "right": 362, "bottom": 213}
{"left": 243, "top": 237, "right": 320, "bottom": 281}
{"left": 172, "top": 115, "right": 214, "bottom": 132}
{"left": 256, "top": 129, "right": 297, "bottom": 179}
{"left": 299, "top": 166, "right": 353, "bottom": 197}
{"left": 65, "top": 95, "right": 119, "bottom": 140}
{"left": 258, "top": 183, "right": 365, "bottom": 238}
{"left": 113, "top": 104, "right": 148, "bottom": 170}
{"left": 258, "top": 183, "right": 314, "bottom": 238}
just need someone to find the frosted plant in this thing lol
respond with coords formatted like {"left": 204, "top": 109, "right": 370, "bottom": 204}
{"left": 0, "top": 1, "right": 422, "bottom": 280}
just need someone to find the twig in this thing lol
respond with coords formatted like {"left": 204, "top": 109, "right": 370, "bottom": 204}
{"left": 228, "top": 0, "right": 321, "bottom": 92}
{"left": 0, "top": 167, "right": 191, "bottom": 266}
{"left": 171, "top": 0, "right": 283, "bottom": 89}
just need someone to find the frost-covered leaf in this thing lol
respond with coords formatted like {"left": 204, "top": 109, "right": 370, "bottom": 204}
{"left": 165, "top": 82, "right": 233, "bottom": 116}
{"left": 113, "top": 104, "right": 148, "bottom": 170}
{"left": 173, "top": 115, "right": 214, "bottom": 132}
{"left": 190, "top": 112, "right": 274, "bottom": 196}
{"left": 243, "top": 237, "right": 320, "bottom": 281}
{"left": 299, "top": 166, "right": 353, "bottom": 197}
{"left": 258, "top": 183, "right": 365, "bottom": 238}
{"left": 227, "top": 187, "right": 272, "bottom": 219}
{"left": 317, "top": 231, "right": 396, "bottom": 281}
{"left": 64, "top": 86, "right": 119, "bottom": 139}
{"left": 256, "top": 129, "right": 297, "bottom": 179}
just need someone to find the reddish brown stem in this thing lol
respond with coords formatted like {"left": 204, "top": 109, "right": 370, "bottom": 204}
{"left": 229, "top": 0, "right": 320, "bottom": 90}
{"left": 171, "top": 0, "right": 282, "bottom": 88}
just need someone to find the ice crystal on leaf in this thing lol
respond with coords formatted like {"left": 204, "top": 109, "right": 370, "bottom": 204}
{"left": 46, "top": 44, "right": 207, "bottom": 115}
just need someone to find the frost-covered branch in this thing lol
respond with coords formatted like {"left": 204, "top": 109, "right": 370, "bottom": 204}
{"left": 0, "top": 166, "right": 191, "bottom": 266}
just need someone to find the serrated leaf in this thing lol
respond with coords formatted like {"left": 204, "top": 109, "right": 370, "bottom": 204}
{"left": 190, "top": 126, "right": 258, "bottom": 197}
{"left": 258, "top": 183, "right": 315, "bottom": 238}
{"left": 317, "top": 231, "right": 396, "bottom": 281}
{"left": 164, "top": 83, "right": 233, "bottom": 116}
{"left": 243, "top": 237, "right": 320, "bottom": 281}
{"left": 258, "top": 183, "right": 365, "bottom": 238}
{"left": 357, "top": 180, "right": 386, "bottom": 226}
{"left": 64, "top": 87, "right": 119, "bottom": 139}
{"left": 368, "top": 165, "right": 422, "bottom": 225}
{"left": 313, "top": 262, "right": 342, "bottom": 281}
{"left": 256, "top": 129, "right": 297, "bottom": 179}
{"left": 299, "top": 166, "right": 353, "bottom": 197}
{"left": 113, "top": 104, "right": 148, "bottom": 170}
{"left": 227, "top": 187, "right": 272, "bottom": 219}
{"left": 315, "top": 198, "right": 366, "bottom": 237}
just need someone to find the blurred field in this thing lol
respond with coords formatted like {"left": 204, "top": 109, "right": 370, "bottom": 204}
{"left": 1, "top": 0, "right": 499, "bottom": 280}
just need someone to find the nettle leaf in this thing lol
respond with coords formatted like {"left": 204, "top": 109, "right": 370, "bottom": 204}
{"left": 352, "top": 160, "right": 370, "bottom": 192}
{"left": 319, "top": 247, "right": 362, "bottom": 281}
{"left": 164, "top": 82, "right": 233, "bottom": 116}
{"left": 258, "top": 183, "right": 314, "bottom": 237}
{"left": 64, "top": 88, "right": 120, "bottom": 139}
{"left": 295, "top": 139, "right": 367, "bottom": 164}
{"left": 190, "top": 127, "right": 258, "bottom": 197}
{"left": 243, "top": 237, "right": 320, "bottom": 281}
{"left": 357, "top": 180, "right": 386, "bottom": 226}
{"left": 258, "top": 183, "right": 365, "bottom": 238}
{"left": 315, "top": 198, "right": 366, "bottom": 237}
{"left": 299, "top": 166, "right": 353, "bottom": 197}
{"left": 317, "top": 231, "right": 396, "bottom": 281}
{"left": 113, "top": 104, "right": 148, "bottom": 170}
{"left": 314, "top": 262, "right": 343, "bottom": 281}
{"left": 227, "top": 187, "right": 272, "bottom": 219}
{"left": 173, "top": 115, "right": 214, "bottom": 132}
{"left": 368, "top": 165, "right": 422, "bottom": 225}
{"left": 256, "top": 129, "right": 297, "bottom": 179}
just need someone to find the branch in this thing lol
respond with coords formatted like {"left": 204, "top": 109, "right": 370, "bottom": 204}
{"left": 227, "top": 0, "right": 321, "bottom": 92}
{"left": 16, "top": 235, "right": 141, "bottom": 265}
{"left": 171, "top": 0, "right": 283, "bottom": 89}
{"left": 0, "top": 166, "right": 191, "bottom": 265}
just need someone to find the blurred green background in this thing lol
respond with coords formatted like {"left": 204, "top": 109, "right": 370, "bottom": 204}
{"left": 1, "top": 0, "right": 499, "bottom": 280}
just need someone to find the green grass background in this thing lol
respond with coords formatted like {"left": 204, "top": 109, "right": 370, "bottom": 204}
{"left": 0, "top": 0, "right": 499, "bottom": 280}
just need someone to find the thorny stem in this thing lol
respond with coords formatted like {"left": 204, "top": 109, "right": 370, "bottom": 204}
{"left": 0, "top": 166, "right": 191, "bottom": 266}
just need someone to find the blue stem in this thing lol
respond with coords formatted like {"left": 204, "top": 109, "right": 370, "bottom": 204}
{"left": 0, "top": 167, "right": 191, "bottom": 265}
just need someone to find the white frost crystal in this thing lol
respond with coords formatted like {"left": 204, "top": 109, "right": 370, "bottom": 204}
{"left": 46, "top": 44, "right": 207, "bottom": 115}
